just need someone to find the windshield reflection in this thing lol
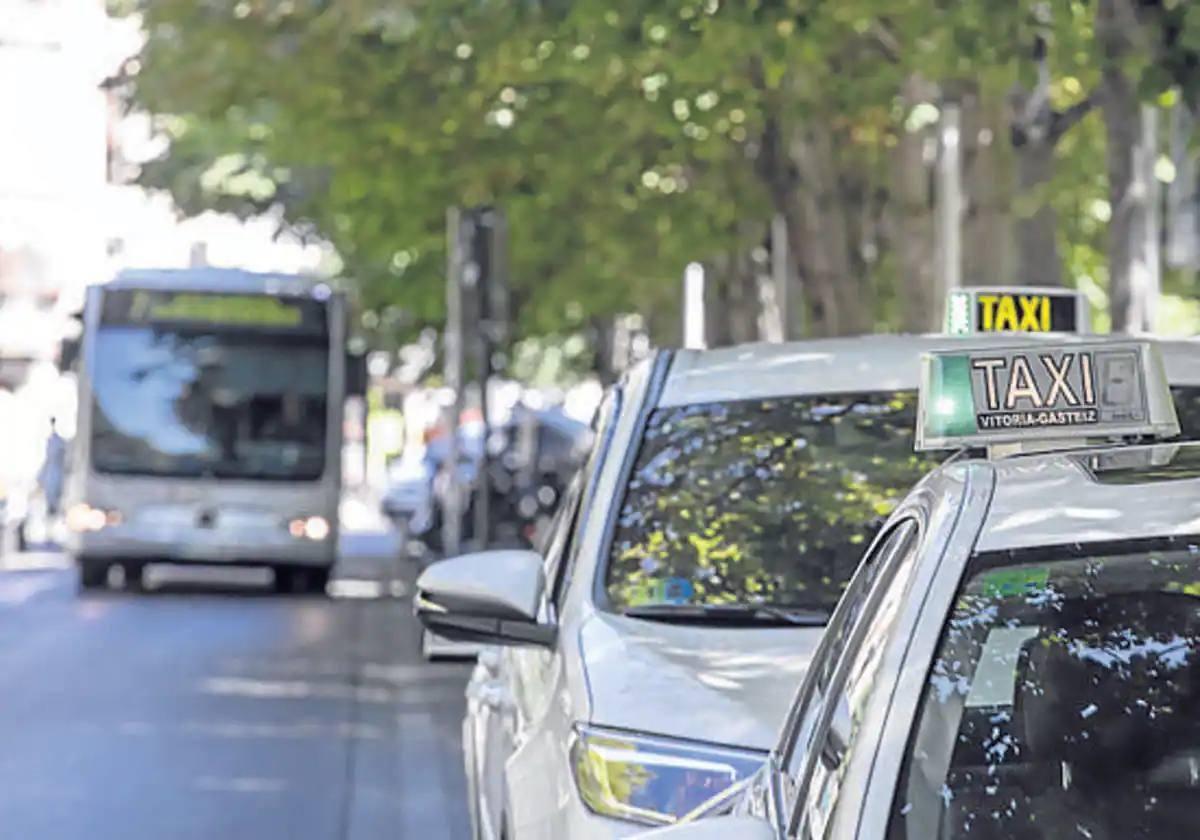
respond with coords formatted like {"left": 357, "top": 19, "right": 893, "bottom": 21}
{"left": 606, "top": 392, "right": 942, "bottom": 612}
{"left": 90, "top": 327, "right": 328, "bottom": 480}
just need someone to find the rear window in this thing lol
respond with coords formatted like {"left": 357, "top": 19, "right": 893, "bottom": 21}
{"left": 889, "top": 535, "right": 1200, "bottom": 839}
{"left": 604, "top": 392, "right": 942, "bottom": 612}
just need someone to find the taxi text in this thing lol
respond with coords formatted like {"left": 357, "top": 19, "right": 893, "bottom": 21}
{"left": 971, "top": 352, "right": 1098, "bottom": 429}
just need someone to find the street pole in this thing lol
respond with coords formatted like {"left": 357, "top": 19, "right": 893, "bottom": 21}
{"left": 769, "top": 213, "right": 793, "bottom": 339}
{"left": 471, "top": 208, "right": 493, "bottom": 552}
{"left": 1137, "top": 104, "right": 1162, "bottom": 332}
{"left": 442, "top": 208, "right": 466, "bottom": 557}
{"left": 683, "top": 262, "right": 706, "bottom": 349}
{"left": 936, "top": 101, "right": 963, "bottom": 302}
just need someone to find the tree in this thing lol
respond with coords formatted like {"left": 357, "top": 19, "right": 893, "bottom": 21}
{"left": 115, "top": 0, "right": 1200, "bottom": 349}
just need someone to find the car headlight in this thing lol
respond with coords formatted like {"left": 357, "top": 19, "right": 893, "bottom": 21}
{"left": 66, "top": 504, "right": 122, "bottom": 533}
{"left": 570, "top": 724, "right": 766, "bottom": 826}
{"left": 288, "top": 516, "right": 330, "bottom": 541}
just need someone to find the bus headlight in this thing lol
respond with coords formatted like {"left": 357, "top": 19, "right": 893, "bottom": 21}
{"left": 66, "top": 504, "right": 122, "bottom": 533}
{"left": 289, "top": 516, "right": 330, "bottom": 541}
{"left": 569, "top": 724, "right": 766, "bottom": 826}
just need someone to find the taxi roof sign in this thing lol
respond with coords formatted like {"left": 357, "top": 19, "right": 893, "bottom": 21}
{"left": 916, "top": 340, "right": 1179, "bottom": 452}
{"left": 944, "top": 287, "right": 1090, "bottom": 335}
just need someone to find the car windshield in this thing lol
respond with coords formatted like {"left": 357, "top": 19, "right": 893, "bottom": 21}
{"left": 90, "top": 326, "right": 328, "bottom": 480}
{"left": 889, "top": 536, "right": 1200, "bottom": 839}
{"left": 605, "top": 392, "right": 943, "bottom": 613}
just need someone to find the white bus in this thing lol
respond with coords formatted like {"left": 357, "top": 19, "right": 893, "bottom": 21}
{"left": 62, "top": 268, "right": 365, "bottom": 593}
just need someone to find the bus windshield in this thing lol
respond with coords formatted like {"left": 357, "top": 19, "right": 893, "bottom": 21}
{"left": 90, "top": 326, "right": 328, "bottom": 481}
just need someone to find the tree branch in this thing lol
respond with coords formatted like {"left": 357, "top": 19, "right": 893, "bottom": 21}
{"left": 1049, "top": 92, "right": 1102, "bottom": 142}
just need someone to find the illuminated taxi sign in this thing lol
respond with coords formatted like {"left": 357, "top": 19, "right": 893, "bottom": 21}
{"left": 944, "top": 287, "right": 1088, "bottom": 335}
{"left": 916, "top": 340, "right": 1179, "bottom": 451}
{"left": 129, "top": 292, "right": 304, "bottom": 327}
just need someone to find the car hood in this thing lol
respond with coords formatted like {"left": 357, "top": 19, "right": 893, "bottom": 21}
{"left": 577, "top": 611, "right": 822, "bottom": 752}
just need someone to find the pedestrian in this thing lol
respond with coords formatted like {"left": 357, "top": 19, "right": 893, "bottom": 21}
{"left": 37, "top": 418, "right": 65, "bottom": 518}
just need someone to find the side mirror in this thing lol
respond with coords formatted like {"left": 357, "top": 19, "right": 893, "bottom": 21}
{"left": 630, "top": 816, "right": 777, "bottom": 840}
{"left": 415, "top": 550, "right": 556, "bottom": 647}
{"left": 346, "top": 348, "right": 368, "bottom": 397}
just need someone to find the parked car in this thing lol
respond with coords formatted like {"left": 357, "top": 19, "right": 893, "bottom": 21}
{"left": 417, "top": 333, "right": 1200, "bottom": 840}
{"left": 410, "top": 407, "right": 592, "bottom": 555}
{"left": 636, "top": 338, "right": 1198, "bottom": 839}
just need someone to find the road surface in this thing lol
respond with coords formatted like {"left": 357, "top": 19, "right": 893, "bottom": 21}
{"left": 0, "top": 507, "right": 472, "bottom": 840}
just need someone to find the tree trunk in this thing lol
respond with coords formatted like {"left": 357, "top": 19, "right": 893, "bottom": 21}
{"left": 789, "top": 123, "right": 869, "bottom": 336}
{"left": 1012, "top": 132, "right": 1062, "bottom": 286}
{"left": 704, "top": 249, "right": 764, "bottom": 348}
{"left": 1009, "top": 55, "right": 1065, "bottom": 287}
{"left": 891, "top": 75, "right": 939, "bottom": 332}
{"left": 589, "top": 315, "right": 617, "bottom": 384}
{"left": 1099, "top": 0, "right": 1158, "bottom": 332}
{"left": 729, "top": 249, "right": 761, "bottom": 344}
{"left": 704, "top": 256, "right": 730, "bottom": 348}
{"left": 1166, "top": 102, "right": 1199, "bottom": 274}
{"left": 962, "top": 91, "right": 1016, "bottom": 287}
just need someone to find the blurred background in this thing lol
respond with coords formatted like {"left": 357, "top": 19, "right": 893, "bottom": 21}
{"left": 3, "top": 0, "right": 1200, "bottom": 837}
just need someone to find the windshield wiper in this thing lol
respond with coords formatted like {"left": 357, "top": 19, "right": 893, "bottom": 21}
{"left": 623, "top": 603, "right": 830, "bottom": 627}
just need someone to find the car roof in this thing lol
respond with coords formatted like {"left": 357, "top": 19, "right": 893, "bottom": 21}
{"left": 659, "top": 334, "right": 1200, "bottom": 408}
{"left": 102, "top": 267, "right": 325, "bottom": 296}
{"left": 975, "top": 441, "right": 1200, "bottom": 553}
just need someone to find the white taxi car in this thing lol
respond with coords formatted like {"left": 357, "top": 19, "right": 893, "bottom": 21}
{"left": 415, "top": 325, "right": 1200, "bottom": 840}
{"left": 639, "top": 338, "right": 1200, "bottom": 839}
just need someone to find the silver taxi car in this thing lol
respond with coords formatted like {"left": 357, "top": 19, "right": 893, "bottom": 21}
{"left": 416, "top": 330, "right": 1200, "bottom": 840}
{"left": 641, "top": 339, "right": 1200, "bottom": 839}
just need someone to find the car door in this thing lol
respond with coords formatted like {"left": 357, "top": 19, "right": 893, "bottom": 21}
{"left": 475, "top": 389, "right": 622, "bottom": 839}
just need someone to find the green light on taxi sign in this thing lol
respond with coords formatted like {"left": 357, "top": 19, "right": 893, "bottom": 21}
{"left": 944, "top": 291, "right": 972, "bottom": 336}
{"left": 916, "top": 339, "right": 1179, "bottom": 452}
{"left": 924, "top": 353, "right": 977, "bottom": 440}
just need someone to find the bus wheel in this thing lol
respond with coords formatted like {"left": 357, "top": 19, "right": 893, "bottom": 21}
{"left": 78, "top": 559, "right": 109, "bottom": 591}
{"left": 122, "top": 562, "right": 146, "bottom": 593}
{"left": 306, "top": 567, "right": 331, "bottom": 595}
{"left": 274, "top": 567, "right": 330, "bottom": 596}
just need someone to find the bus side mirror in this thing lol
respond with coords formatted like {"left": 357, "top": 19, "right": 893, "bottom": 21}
{"left": 346, "top": 349, "right": 368, "bottom": 396}
{"left": 59, "top": 337, "right": 80, "bottom": 373}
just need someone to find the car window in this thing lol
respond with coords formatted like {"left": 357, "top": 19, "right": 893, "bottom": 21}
{"left": 540, "top": 475, "right": 582, "bottom": 612}
{"left": 548, "top": 388, "right": 620, "bottom": 610}
{"left": 887, "top": 534, "right": 1200, "bottom": 840}
{"left": 605, "top": 392, "right": 942, "bottom": 612}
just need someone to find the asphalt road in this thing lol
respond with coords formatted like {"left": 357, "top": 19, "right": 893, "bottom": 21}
{"left": 0, "top": 512, "right": 473, "bottom": 840}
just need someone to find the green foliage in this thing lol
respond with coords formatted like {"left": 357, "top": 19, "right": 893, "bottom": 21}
{"left": 116, "top": 0, "right": 1200, "bottom": 346}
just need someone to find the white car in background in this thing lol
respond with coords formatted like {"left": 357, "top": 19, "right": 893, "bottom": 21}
{"left": 380, "top": 454, "right": 433, "bottom": 530}
{"left": 416, "top": 334, "right": 1200, "bottom": 840}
